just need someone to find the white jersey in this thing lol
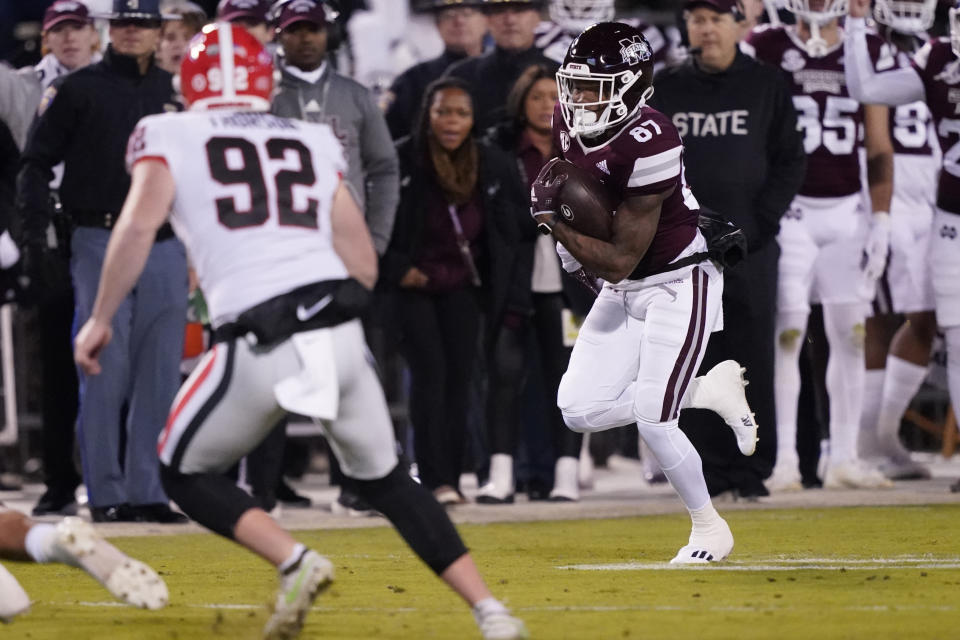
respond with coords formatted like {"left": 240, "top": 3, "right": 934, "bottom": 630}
{"left": 126, "top": 111, "right": 348, "bottom": 327}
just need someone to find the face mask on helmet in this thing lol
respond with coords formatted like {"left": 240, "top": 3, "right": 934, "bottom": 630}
{"left": 874, "top": 0, "right": 936, "bottom": 34}
{"left": 783, "top": 0, "right": 848, "bottom": 57}
{"left": 557, "top": 64, "right": 653, "bottom": 138}
{"left": 549, "top": 0, "right": 616, "bottom": 34}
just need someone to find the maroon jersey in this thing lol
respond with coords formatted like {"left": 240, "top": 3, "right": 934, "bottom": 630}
{"left": 553, "top": 103, "right": 699, "bottom": 279}
{"left": 912, "top": 38, "right": 960, "bottom": 214}
{"left": 744, "top": 24, "right": 894, "bottom": 197}
{"left": 890, "top": 46, "right": 936, "bottom": 157}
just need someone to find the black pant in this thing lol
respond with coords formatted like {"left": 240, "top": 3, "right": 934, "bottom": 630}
{"left": 487, "top": 293, "right": 581, "bottom": 460}
{"left": 680, "top": 242, "right": 778, "bottom": 496}
{"left": 39, "top": 282, "right": 81, "bottom": 496}
{"left": 398, "top": 288, "right": 480, "bottom": 490}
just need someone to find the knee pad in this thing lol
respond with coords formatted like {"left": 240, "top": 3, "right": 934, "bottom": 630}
{"left": 352, "top": 465, "right": 467, "bottom": 575}
{"left": 159, "top": 464, "right": 258, "bottom": 539}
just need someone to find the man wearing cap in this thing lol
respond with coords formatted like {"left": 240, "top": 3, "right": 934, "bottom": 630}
{"left": 445, "top": 0, "right": 557, "bottom": 132}
{"left": 0, "top": 1, "right": 100, "bottom": 517}
{"left": 384, "top": 0, "right": 488, "bottom": 140}
{"left": 17, "top": 0, "right": 189, "bottom": 524}
{"left": 650, "top": 0, "right": 805, "bottom": 498}
{"left": 216, "top": 0, "right": 273, "bottom": 44}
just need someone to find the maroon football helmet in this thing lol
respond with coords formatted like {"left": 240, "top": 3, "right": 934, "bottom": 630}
{"left": 557, "top": 21, "right": 654, "bottom": 138}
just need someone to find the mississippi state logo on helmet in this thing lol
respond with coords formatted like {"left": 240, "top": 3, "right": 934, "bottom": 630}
{"left": 557, "top": 21, "right": 654, "bottom": 138}
{"left": 181, "top": 22, "right": 274, "bottom": 111}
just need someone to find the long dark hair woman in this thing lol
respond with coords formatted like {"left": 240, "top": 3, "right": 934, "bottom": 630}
{"left": 380, "top": 77, "right": 524, "bottom": 505}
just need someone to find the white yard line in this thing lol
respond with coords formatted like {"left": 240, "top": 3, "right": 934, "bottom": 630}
{"left": 556, "top": 556, "right": 960, "bottom": 571}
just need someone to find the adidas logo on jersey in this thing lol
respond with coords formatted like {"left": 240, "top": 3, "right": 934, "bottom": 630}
{"left": 303, "top": 99, "right": 322, "bottom": 114}
{"left": 596, "top": 159, "right": 610, "bottom": 175}
{"left": 941, "top": 224, "right": 958, "bottom": 240}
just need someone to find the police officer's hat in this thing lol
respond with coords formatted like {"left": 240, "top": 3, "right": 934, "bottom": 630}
{"left": 411, "top": 0, "right": 487, "bottom": 12}
{"left": 99, "top": 0, "right": 177, "bottom": 21}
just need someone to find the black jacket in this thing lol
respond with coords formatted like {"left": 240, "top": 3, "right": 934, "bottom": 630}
{"left": 485, "top": 122, "right": 595, "bottom": 317}
{"left": 382, "top": 137, "right": 525, "bottom": 346}
{"left": 16, "top": 45, "right": 178, "bottom": 246}
{"left": 651, "top": 51, "right": 805, "bottom": 251}
{"left": 386, "top": 48, "right": 470, "bottom": 141}
{"left": 445, "top": 46, "right": 558, "bottom": 132}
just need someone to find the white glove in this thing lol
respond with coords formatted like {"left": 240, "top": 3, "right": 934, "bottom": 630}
{"left": 858, "top": 211, "right": 891, "bottom": 299}
{"left": 556, "top": 241, "right": 581, "bottom": 273}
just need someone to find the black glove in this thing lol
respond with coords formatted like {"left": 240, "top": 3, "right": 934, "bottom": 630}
{"left": 18, "top": 243, "right": 68, "bottom": 306}
{"left": 530, "top": 158, "right": 566, "bottom": 235}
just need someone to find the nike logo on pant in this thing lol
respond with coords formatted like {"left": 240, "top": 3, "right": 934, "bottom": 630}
{"left": 296, "top": 294, "right": 334, "bottom": 321}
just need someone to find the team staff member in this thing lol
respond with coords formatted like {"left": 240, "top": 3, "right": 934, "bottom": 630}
{"left": 17, "top": 0, "right": 188, "bottom": 524}
{"left": 651, "top": 0, "right": 805, "bottom": 498}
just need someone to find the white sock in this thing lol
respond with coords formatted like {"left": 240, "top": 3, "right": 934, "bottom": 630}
{"left": 487, "top": 454, "right": 514, "bottom": 497}
{"left": 278, "top": 543, "right": 307, "bottom": 573}
{"left": 945, "top": 327, "right": 960, "bottom": 427}
{"left": 823, "top": 304, "right": 867, "bottom": 464}
{"left": 636, "top": 420, "right": 710, "bottom": 511}
{"left": 858, "top": 369, "right": 885, "bottom": 458}
{"left": 472, "top": 597, "right": 507, "bottom": 626}
{"left": 877, "top": 356, "right": 928, "bottom": 451}
{"left": 689, "top": 503, "right": 722, "bottom": 534}
{"left": 24, "top": 524, "right": 79, "bottom": 567}
{"left": 774, "top": 311, "right": 809, "bottom": 466}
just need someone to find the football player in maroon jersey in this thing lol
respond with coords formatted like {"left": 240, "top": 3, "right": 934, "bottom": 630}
{"left": 844, "top": 0, "right": 960, "bottom": 488}
{"left": 743, "top": 0, "right": 896, "bottom": 491}
{"left": 532, "top": 22, "right": 758, "bottom": 564}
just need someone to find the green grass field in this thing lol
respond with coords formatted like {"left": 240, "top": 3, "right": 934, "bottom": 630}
{"left": 4, "top": 505, "right": 960, "bottom": 640}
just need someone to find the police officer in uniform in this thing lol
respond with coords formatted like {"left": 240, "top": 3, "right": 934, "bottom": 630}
{"left": 17, "top": 0, "right": 189, "bottom": 523}
{"left": 651, "top": 0, "right": 806, "bottom": 497}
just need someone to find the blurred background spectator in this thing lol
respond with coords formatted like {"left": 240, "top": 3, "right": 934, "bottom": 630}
{"left": 156, "top": 1, "right": 206, "bottom": 74}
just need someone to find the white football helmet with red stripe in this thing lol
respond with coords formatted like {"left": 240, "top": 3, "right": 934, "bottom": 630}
{"left": 180, "top": 22, "right": 274, "bottom": 111}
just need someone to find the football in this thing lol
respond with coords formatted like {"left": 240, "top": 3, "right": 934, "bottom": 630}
{"left": 550, "top": 159, "right": 616, "bottom": 241}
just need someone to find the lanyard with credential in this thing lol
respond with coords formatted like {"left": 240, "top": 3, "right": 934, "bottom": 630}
{"left": 446, "top": 204, "right": 482, "bottom": 287}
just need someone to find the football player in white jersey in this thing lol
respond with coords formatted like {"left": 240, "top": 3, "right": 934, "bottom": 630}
{"left": 73, "top": 24, "right": 527, "bottom": 640}
{"left": 843, "top": 0, "right": 960, "bottom": 487}
{"left": 0, "top": 508, "right": 167, "bottom": 622}
{"left": 743, "top": 0, "right": 897, "bottom": 490}
{"left": 858, "top": 0, "right": 939, "bottom": 480}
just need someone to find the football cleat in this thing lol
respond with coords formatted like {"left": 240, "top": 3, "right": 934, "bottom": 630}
{"left": 263, "top": 550, "right": 334, "bottom": 640}
{"left": 477, "top": 611, "right": 530, "bottom": 640}
{"left": 0, "top": 563, "right": 30, "bottom": 623}
{"left": 689, "top": 360, "right": 759, "bottom": 456}
{"left": 670, "top": 517, "right": 734, "bottom": 565}
{"left": 873, "top": 441, "right": 931, "bottom": 480}
{"left": 823, "top": 459, "right": 894, "bottom": 489}
{"left": 55, "top": 517, "right": 168, "bottom": 609}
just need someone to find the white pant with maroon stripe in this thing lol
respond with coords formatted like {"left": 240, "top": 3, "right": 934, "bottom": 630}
{"left": 158, "top": 320, "right": 397, "bottom": 480}
{"left": 558, "top": 261, "right": 723, "bottom": 432}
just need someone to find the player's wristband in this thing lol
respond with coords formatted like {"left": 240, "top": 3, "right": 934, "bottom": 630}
{"left": 534, "top": 211, "right": 558, "bottom": 235}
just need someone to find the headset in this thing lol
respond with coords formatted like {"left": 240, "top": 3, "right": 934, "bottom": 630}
{"left": 268, "top": 0, "right": 345, "bottom": 51}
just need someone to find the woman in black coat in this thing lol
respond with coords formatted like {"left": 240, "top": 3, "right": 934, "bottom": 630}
{"left": 380, "top": 77, "right": 524, "bottom": 504}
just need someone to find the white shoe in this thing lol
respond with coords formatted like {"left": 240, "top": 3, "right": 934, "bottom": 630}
{"left": 690, "top": 360, "right": 758, "bottom": 456}
{"left": 823, "top": 459, "right": 894, "bottom": 489}
{"left": 670, "top": 517, "right": 734, "bottom": 564}
{"left": 477, "top": 611, "right": 529, "bottom": 640}
{"left": 0, "top": 563, "right": 30, "bottom": 623}
{"left": 477, "top": 454, "right": 515, "bottom": 504}
{"left": 764, "top": 461, "right": 803, "bottom": 492}
{"left": 874, "top": 441, "right": 931, "bottom": 480}
{"left": 263, "top": 550, "right": 334, "bottom": 640}
{"left": 55, "top": 517, "right": 168, "bottom": 609}
{"left": 549, "top": 456, "right": 579, "bottom": 501}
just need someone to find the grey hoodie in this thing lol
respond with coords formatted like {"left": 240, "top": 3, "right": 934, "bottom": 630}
{"left": 272, "top": 62, "right": 399, "bottom": 255}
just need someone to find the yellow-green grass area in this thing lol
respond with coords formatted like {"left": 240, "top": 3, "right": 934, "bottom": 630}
{"left": 4, "top": 505, "right": 960, "bottom": 640}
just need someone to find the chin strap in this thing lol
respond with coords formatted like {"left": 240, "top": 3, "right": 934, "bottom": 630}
{"left": 806, "top": 20, "right": 829, "bottom": 57}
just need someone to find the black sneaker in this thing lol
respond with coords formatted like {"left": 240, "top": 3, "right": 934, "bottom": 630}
{"left": 32, "top": 488, "right": 79, "bottom": 516}
{"left": 330, "top": 489, "right": 377, "bottom": 517}
{"left": 90, "top": 504, "right": 138, "bottom": 523}
{"left": 276, "top": 480, "right": 312, "bottom": 508}
{"left": 130, "top": 503, "right": 190, "bottom": 524}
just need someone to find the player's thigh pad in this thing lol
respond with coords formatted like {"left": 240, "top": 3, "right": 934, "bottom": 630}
{"left": 557, "top": 287, "right": 645, "bottom": 417}
{"left": 931, "top": 209, "right": 960, "bottom": 327}
{"left": 776, "top": 210, "right": 818, "bottom": 314}
{"left": 886, "top": 203, "right": 935, "bottom": 314}
{"left": 317, "top": 320, "right": 398, "bottom": 480}
{"left": 159, "top": 338, "right": 289, "bottom": 474}
{"left": 809, "top": 194, "right": 870, "bottom": 305}
{"left": 635, "top": 266, "right": 723, "bottom": 424}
